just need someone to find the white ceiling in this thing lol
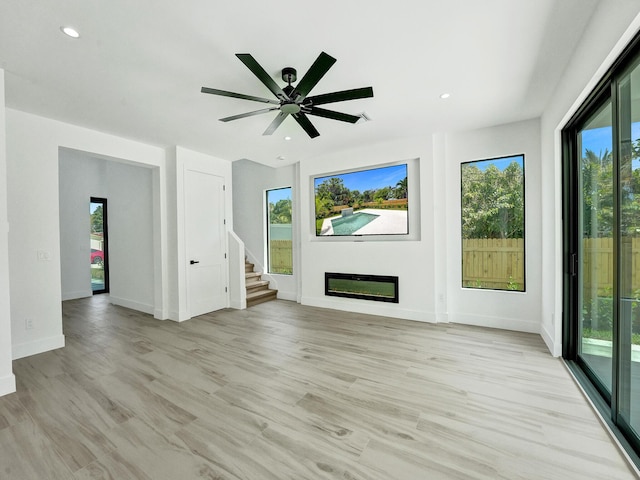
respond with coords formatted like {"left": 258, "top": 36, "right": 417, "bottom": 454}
{"left": 0, "top": 0, "right": 599, "bottom": 167}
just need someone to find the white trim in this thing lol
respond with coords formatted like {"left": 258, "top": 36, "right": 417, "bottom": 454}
{"left": 168, "top": 309, "right": 190, "bottom": 322}
{"left": 12, "top": 334, "right": 65, "bottom": 360}
{"left": 301, "top": 295, "right": 437, "bottom": 323}
{"left": 540, "top": 323, "right": 560, "bottom": 357}
{"left": 0, "top": 373, "right": 16, "bottom": 397}
{"left": 109, "top": 296, "right": 154, "bottom": 315}
{"left": 450, "top": 312, "right": 539, "bottom": 334}
{"left": 276, "top": 290, "right": 297, "bottom": 302}
{"left": 61, "top": 290, "right": 92, "bottom": 301}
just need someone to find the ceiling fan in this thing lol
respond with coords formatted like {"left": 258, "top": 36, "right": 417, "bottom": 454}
{"left": 201, "top": 52, "right": 373, "bottom": 139}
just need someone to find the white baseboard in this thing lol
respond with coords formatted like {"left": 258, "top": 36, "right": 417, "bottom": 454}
{"left": 109, "top": 296, "right": 154, "bottom": 315}
{"left": 449, "top": 312, "right": 539, "bottom": 334}
{"left": 153, "top": 307, "right": 168, "bottom": 320}
{"left": 301, "top": 296, "right": 437, "bottom": 323}
{"left": 167, "top": 309, "right": 191, "bottom": 322}
{"left": 540, "top": 323, "right": 561, "bottom": 357}
{"left": 12, "top": 334, "right": 65, "bottom": 360}
{"left": 62, "top": 290, "right": 92, "bottom": 301}
{"left": 300, "top": 297, "right": 539, "bottom": 334}
{"left": 276, "top": 290, "right": 297, "bottom": 302}
{"left": 0, "top": 373, "right": 16, "bottom": 397}
{"left": 230, "top": 299, "right": 246, "bottom": 310}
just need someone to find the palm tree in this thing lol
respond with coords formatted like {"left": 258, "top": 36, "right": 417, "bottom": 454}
{"left": 395, "top": 177, "right": 408, "bottom": 199}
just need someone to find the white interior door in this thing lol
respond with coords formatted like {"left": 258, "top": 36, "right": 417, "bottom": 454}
{"left": 185, "top": 169, "right": 227, "bottom": 317}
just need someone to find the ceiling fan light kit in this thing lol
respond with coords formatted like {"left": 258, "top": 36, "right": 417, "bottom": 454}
{"left": 201, "top": 52, "right": 374, "bottom": 139}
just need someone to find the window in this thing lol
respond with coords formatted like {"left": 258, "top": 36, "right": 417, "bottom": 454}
{"left": 460, "top": 155, "right": 525, "bottom": 291}
{"left": 266, "top": 187, "right": 292, "bottom": 275}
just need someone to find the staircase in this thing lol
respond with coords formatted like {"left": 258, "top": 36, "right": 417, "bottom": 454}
{"left": 245, "top": 259, "right": 278, "bottom": 307}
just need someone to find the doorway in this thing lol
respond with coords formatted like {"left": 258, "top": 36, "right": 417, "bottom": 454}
{"left": 90, "top": 197, "right": 109, "bottom": 294}
{"left": 184, "top": 169, "right": 227, "bottom": 316}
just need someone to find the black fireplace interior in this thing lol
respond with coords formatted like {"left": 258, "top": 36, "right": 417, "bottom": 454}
{"left": 325, "top": 272, "right": 399, "bottom": 303}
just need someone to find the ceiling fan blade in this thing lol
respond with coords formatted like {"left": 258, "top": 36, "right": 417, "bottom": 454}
{"left": 219, "top": 107, "right": 280, "bottom": 122}
{"left": 306, "top": 107, "right": 361, "bottom": 124}
{"left": 291, "top": 52, "right": 336, "bottom": 102}
{"left": 201, "top": 87, "right": 280, "bottom": 105}
{"left": 263, "top": 112, "right": 289, "bottom": 135}
{"left": 292, "top": 113, "right": 320, "bottom": 138}
{"left": 305, "top": 86, "right": 374, "bottom": 106}
{"left": 235, "top": 53, "right": 289, "bottom": 101}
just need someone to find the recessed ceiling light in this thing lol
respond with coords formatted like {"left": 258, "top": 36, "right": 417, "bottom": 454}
{"left": 276, "top": 155, "right": 286, "bottom": 161}
{"left": 60, "top": 26, "right": 80, "bottom": 38}
{"left": 440, "top": 93, "right": 451, "bottom": 99}
{"left": 284, "top": 136, "right": 292, "bottom": 141}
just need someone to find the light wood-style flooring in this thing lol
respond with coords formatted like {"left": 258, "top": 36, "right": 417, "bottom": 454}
{"left": 0, "top": 296, "right": 636, "bottom": 479}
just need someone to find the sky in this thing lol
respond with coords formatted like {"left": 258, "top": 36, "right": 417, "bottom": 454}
{"left": 581, "top": 122, "right": 640, "bottom": 154}
{"left": 314, "top": 164, "right": 407, "bottom": 192}
{"left": 464, "top": 154, "right": 523, "bottom": 172}
{"left": 581, "top": 122, "right": 640, "bottom": 169}
{"left": 266, "top": 186, "right": 291, "bottom": 204}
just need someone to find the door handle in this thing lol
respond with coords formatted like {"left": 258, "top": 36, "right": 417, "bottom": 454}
{"left": 190, "top": 260, "right": 200, "bottom": 265}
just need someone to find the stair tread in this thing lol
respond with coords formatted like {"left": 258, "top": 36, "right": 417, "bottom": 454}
{"left": 246, "top": 280, "right": 269, "bottom": 288}
{"left": 246, "top": 289, "right": 278, "bottom": 299}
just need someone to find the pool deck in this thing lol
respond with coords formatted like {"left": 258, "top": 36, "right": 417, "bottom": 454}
{"left": 320, "top": 208, "right": 408, "bottom": 236}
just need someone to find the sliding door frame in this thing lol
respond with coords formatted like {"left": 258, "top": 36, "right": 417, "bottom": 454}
{"left": 562, "top": 30, "right": 640, "bottom": 467}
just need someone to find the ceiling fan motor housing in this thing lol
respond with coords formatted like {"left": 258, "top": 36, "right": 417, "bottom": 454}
{"left": 282, "top": 67, "right": 297, "bottom": 85}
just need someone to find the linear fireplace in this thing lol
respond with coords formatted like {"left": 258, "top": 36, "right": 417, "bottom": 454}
{"left": 325, "top": 272, "right": 399, "bottom": 303}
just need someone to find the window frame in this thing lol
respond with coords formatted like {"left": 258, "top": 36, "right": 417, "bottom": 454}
{"left": 459, "top": 154, "right": 526, "bottom": 292}
{"left": 265, "top": 186, "right": 293, "bottom": 276}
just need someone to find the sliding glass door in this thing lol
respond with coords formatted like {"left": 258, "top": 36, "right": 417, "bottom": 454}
{"left": 563, "top": 33, "right": 640, "bottom": 465}
{"left": 576, "top": 99, "right": 614, "bottom": 397}
{"left": 617, "top": 57, "right": 640, "bottom": 439}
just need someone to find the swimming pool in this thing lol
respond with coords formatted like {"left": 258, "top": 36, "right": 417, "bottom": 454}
{"left": 330, "top": 212, "right": 379, "bottom": 235}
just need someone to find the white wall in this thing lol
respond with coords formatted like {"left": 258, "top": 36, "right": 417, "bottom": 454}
{"left": 232, "top": 159, "right": 298, "bottom": 301}
{"left": 299, "top": 138, "right": 435, "bottom": 322}
{"left": 59, "top": 150, "right": 106, "bottom": 300}
{"left": 296, "top": 126, "right": 542, "bottom": 332}
{"left": 0, "top": 70, "right": 16, "bottom": 395}
{"left": 443, "top": 118, "right": 542, "bottom": 333}
{"left": 59, "top": 149, "right": 155, "bottom": 313}
{"left": 6, "top": 109, "right": 166, "bottom": 359}
{"left": 540, "top": 2, "right": 640, "bottom": 355}
{"left": 105, "top": 159, "right": 154, "bottom": 313}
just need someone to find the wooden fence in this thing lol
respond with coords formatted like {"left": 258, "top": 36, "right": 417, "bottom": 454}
{"left": 462, "top": 238, "right": 525, "bottom": 290}
{"left": 269, "top": 240, "right": 293, "bottom": 274}
{"left": 463, "top": 237, "right": 640, "bottom": 293}
{"left": 582, "top": 237, "right": 640, "bottom": 294}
